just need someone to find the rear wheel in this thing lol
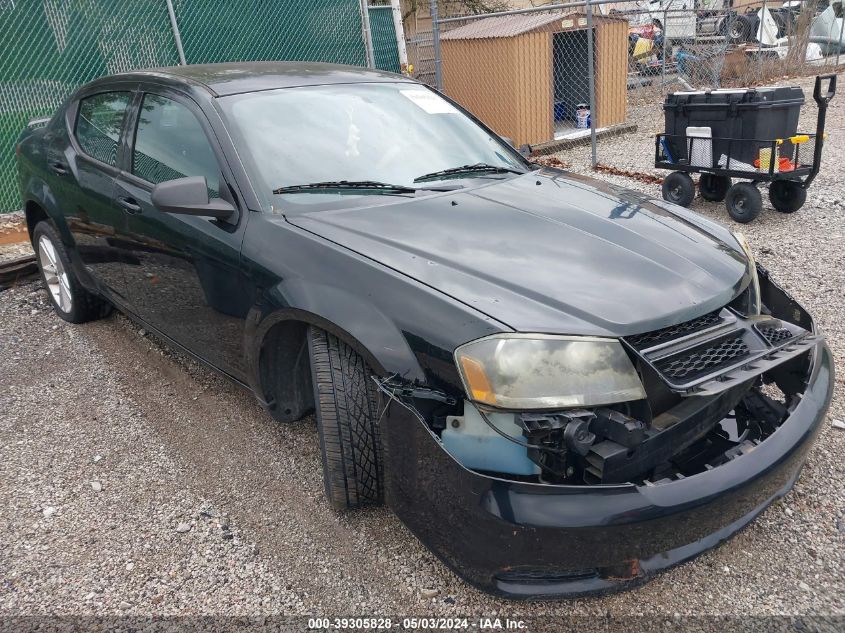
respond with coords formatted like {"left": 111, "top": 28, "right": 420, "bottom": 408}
{"left": 308, "top": 326, "right": 384, "bottom": 510}
{"left": 725, "top": 182, "right": 762, "bottom": 223}
{"left": 699, "top": 174, "right": 730, "bottom": 202}
{"left": 769, "top": 180, "right": 806, "bottom": 213}
{"left": 662, "top": 171, "right": 695, "bottom": 207}
{"left": 33, "top": 222, "right": 111, "bottom": 323}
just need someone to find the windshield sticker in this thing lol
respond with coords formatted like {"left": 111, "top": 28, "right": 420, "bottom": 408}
{"left": 400, "top": 89, "right": 459, "bottom": 114}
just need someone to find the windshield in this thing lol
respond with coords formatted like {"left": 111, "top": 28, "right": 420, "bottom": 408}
{"left": 219, "top": 82, "right": 527, "bottom": 208}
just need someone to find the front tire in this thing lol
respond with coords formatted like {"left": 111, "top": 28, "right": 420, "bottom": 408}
{"left": 725, "top": 182, "right": 762, "bottom": 223}
{"left": 308, "top": 326, "right": 384, "bottom": 510}
{"left": 662, "top": 171, "right": 695, "bottom": 207}
{"left": 769, "top": 180, "right": 806, "bottom": 213}
{"left": 33, "top": 221, "right": 112, "bottom": 323}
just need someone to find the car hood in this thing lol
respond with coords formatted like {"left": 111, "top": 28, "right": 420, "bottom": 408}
{"left": 285, "top": 169, "right": 749, "bottom": 336}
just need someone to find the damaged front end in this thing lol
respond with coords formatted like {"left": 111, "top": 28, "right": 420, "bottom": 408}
{"left": 377, "top": 266, "right": 833, "bottom": 598}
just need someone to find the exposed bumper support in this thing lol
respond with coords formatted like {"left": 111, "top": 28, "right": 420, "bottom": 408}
{"left": 381, "top": 270, "right": 834, "bottom": 599}
{"left": 382, "top": 342, "right": 832, "bottom": 598}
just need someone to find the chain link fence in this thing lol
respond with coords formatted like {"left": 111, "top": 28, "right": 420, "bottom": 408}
{"left": 418, "top": 0, "right": 844, "bottom": 167}
{"left": 619, "top": 1, "right": 845, "bottom": 105}
{"left": 3, "top": 0, "right": 842, "bottom": 213}
{"left": 0, "top": 0, "right": 402, "bottom": 213}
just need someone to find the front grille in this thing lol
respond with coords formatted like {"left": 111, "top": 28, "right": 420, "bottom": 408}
{"left": 655, "top": 335, "right": 750, "bottom": 382}
{"left": 625, "top": 310, "right": 724, "bottom": 349}
{"left": 758, "top": 325, "right": 793, "bottom": 346}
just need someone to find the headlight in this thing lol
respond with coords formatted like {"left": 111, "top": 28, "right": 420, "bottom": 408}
{"left": 732, "top": 231, "right": 761, "bottom": 316}
{"left": 454, "top": 334, "right": 646, "bottom": 410}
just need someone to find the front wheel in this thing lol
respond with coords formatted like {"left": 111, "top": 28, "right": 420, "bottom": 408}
{"left": 725, "top": 182, "right": 762, "bottom": 223}
{"left": 33, "top": 221, "right": 112, "bottom": 323}
{"left": 662, "top": 171, "right": 695, "bottom": 207}
{"left": 769, "top": 180, "right": 806, "bottom": 213}
{"left": 308, "top": 326, "right": 384, "bottom": 510}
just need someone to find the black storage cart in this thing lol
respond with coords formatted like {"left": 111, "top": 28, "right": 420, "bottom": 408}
{"left": 654, "top": 74, "right": 836, "bottom": 223}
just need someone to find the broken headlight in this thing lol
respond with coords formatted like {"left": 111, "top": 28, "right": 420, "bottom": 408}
{"left": 454, "top": 334, "right": 646, "bottom": 410}
{"left": 730, "top": 231, "right": 762, "bottom": 316}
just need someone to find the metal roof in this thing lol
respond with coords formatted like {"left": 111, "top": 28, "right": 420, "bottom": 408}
{"left": 441, "top": 11, "right": 592, "bottom": 41}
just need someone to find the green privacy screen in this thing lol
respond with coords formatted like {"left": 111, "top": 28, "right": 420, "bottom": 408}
{"left": 0, "top": 0, "right": 398, "bottom": 213}
{"left": 369, "top": 6, "right": 401, "bottom": 74}
{"left": 173, "top": 0, "right": 368, "bottom": 66}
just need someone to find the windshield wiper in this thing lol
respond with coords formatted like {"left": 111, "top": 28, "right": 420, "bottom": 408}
{"left": 273, "top": 180, "right": 419, "bottom": 195}
{"left": 413, "top": 163, "right": 525, "bottom": 183}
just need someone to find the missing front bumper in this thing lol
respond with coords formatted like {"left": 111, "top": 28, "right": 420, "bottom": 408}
{"left": 379, "top": 268, "right": 834, "bottom": 599}
{"left": 381, "top": 342, "right": 832, "bottom": 598}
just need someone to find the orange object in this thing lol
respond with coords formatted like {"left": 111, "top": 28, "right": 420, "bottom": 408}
{"left": 778, "top": 157, "right": 795, "bottom": 172}
{"left": 753, "top": 155, "right": 795, "bottom": 172}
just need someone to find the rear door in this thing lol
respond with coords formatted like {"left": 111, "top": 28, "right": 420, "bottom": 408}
{"left": 113, "top": 88, "right": 251, "bottom": 379}
{"left": 61, "top": 89, "right": 135, "bottom": 299}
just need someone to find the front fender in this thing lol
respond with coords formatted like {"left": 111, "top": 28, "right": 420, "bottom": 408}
{"left": 243, "top": 278, "right": 429, "bottom": 402}
{"left": 241, "top": 215, "right": 511, "bottom": 402}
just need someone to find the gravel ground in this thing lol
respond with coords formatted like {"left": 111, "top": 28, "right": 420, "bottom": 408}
{"left": 1, "top": 74, "right": 843, "bottom": 630}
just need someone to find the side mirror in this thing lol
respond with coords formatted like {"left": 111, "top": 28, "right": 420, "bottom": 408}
{"left": 151, "top": 176, "right": 236, "bottom": 222}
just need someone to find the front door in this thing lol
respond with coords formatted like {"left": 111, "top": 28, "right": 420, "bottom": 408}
{"left": 114, "top": 90, "right": 251, "bottom": 380}
{"left": 62, "top": 90, "right": 134, "bottom": 300}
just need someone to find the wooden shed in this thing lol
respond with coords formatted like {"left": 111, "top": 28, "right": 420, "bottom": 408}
{"left": 441, "top": 11, "right": 628, "bottom": 146}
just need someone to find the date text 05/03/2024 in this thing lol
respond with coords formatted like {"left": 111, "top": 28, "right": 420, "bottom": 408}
{"left": 306, "top": 617, "right": 527, "bottom": 630}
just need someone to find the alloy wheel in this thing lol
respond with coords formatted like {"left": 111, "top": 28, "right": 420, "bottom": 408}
{"left": 38, "top": 234, "right": 72, "bottom": 313}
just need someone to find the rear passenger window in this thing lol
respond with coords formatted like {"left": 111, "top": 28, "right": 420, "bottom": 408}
{"left": 132, "top": 94, "right": 220, "bottom": 198}
{"left": 75, "top": 92, "right": 131, "bottom": 166}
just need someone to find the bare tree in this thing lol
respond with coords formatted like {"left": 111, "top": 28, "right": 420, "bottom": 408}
{"left": 452, "top": 0, "right": 511, "bottom": 13}
{"left": 784, "top": 4, "right": 814, "bottom": 69}
{"left": 401, "top": 0, "right": 511, "bottom": 20}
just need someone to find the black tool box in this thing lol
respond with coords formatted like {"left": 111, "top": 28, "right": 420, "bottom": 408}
{"left": 663, "top": 86, "right": 804, "bottom": 165}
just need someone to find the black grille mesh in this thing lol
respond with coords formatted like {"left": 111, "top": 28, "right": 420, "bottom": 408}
{"left": 656, "top": 336, "right": 750, "bottom": 382}
{"left": 758, "top": 326, "right": 793, "bottom": 346}
{"left": 625, "top": 310, "right": 723, "bottom": 349}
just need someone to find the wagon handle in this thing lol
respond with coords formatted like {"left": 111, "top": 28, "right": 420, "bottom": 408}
{"left": 803, "top": 75, "right": 836, "bottom": 188}
{"left": 813, "top": 74, "right": 836, "bottom": 105}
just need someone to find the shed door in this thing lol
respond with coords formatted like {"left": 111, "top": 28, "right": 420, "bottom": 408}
{"left": 553, "top": 30, "right": 591, "bottom": 125}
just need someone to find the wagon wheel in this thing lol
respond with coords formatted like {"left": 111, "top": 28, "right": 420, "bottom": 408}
{"left": 662, "top": 171, "right": 695, "bottom": 207}
{"left": 699, "top": 174, "right": 731, "bottom": 202}
{"left": 769, "top": 180, "right": 807, "bottom": 213}
{"left": 725, "top": 182, "right": 762, "bottom": 223}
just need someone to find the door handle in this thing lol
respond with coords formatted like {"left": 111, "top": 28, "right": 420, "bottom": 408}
{"left": 48, "top": 161, "right": 67, "bottom": 175}
{"left": 117, "top": 196, "right": 142, "bottom": 214}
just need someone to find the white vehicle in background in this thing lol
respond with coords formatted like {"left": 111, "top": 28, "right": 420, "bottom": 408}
{"left": 642, "top": 0, "right": 696, "bottom": 40}
{"left": 635, "top": 0, "right": 799, "bottom": 43}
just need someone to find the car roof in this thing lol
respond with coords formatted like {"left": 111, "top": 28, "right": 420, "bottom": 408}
{"left": 103, "top": 61, "right": 413, "bottom": 97}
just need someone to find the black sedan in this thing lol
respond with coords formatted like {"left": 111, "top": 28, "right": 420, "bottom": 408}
{"left": 16, "top": 62, "right": 833, "bottom": 599}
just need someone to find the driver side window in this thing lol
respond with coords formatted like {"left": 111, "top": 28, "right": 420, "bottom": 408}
{"left": 132, "top": 94, "right": 220, "bottom": 198}
{"left": 75, "top": 92, "right": 131, "bottom": 166}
